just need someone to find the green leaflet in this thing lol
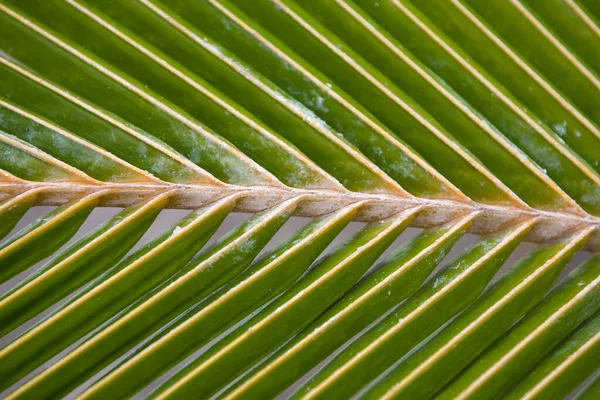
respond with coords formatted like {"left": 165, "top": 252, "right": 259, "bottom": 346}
{"left": 438, "top": 255, "right": 600, "bottom": 399}
{"left": 574, "top": 370, "right": 600, "bottom": 400}
{"left": 462, "top": 0, "right": 600, "bottom": 127}
{"left": 232, "top": 0, "right": 521, "bottom": 206}
{"left": 522, "top": 0, "right": 600, "bottom": 77}
{"left": 144, "top": 207, "right": 417, "bottom": 400}
{"left": 506, "top": 310, "right": 600, "bottom": 400}
{"left": 78, "top": 0, "right": 404, "bottom": 194}
{"left": 0, "top": 188, "right": 39, "bottom": 240}
{"left": 147, "top": 0, "right": 461, "bottom": 200}
{"left": 0, "top": 192, "right": 169, "bottom": 340}
{"left": 294, "top": 0, "right": 585, "bottom": 214}
{"left": 78, "top": 201, "right": 368, "bottom": 400}
{"left": 580, "top": 0, "right": 600, "bottom": 21}
{"left": 405, "top": 0, "right": 600, "bottom": 181}
{"left": 0, "top": 0, "right": 341, "bottom": 190}
{"left": 0, "top": 133, "right": 82, "bottom": 183}
{"left": 0, "top": 100, "right": 148, "bottom": 183}
{"left": 10, "top": 200, "right": 353, "bottom": 400}
{"left": 363, "top": 227, "right": 592, "bottom": 400}
{"left": 347, "top": 0, "right": 600, "bottom": 215}
{"left": 294, "top": 219, "right": 533, "bottom": 400}
{"left": 0, "top": 191, "right": 101, "bottom": 284}
{"left": 224, "top": 212, "right": 473, "bottom": 399}
{"left": 0, "top": 194, "right": 237, "bottom": 391}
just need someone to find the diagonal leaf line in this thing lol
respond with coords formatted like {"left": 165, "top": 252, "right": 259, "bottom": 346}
{"left": 0, "top": 53, "right": 215, "bottom": 184}
{"left": 153, "top": 205, "right": 420, "bottom": 399}
{"left": 0, "top": 190, "right": 108, "bottom": 258}
{"left": 450, "top": 0, "right": 600, "bottom": 141}
{"left": 0, "top": 96, "right": 159, "bottom": 183}
{"left": 136, "top": 0, "right": 407, "bottom": 196}
{"left": 66, "top": 0, "right": 341, "bottom": 191}
{"left": 224, "top": 210, "right": 475, "bottom": 399}
{"left": 270, "top": 0, "right": 529, "bottom": 208}
{"left": 455, "top": 260, "right": 600, "bottom": 399}
{"left": 390, "top": 0, "right": 600, "bottom": 190}
{"left": 509, "top": 0, "right": 600, "bottom": 91}
{"left": 520, "top": 328, "right": 600, "bottom": 400}
{"left": 0, "top": 132, "right": 98, "bottom": 184}
{"left": 302, "top": 218, "right": 535, "bottom": 399}
{"left": 0, "top": 2, "right": 279, "bottom": 187}
{"left": 204, "top": 0, "right": 466, "bottom": 201}
{"left": 334, "top": 0, "right": 587, "bottom": 213}
{"left": 0, "top": 190, "right": 173, "bottom": 308}
{"left": 381, "top": 226, "right": 595, "bottom": 399}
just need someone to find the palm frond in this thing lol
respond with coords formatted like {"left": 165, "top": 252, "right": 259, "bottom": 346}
{"left": 1, "top": 0, "right": 599, "bottom": 399}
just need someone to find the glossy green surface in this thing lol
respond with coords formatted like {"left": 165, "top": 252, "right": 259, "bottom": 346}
{"left": 406, "top": 0, "right": 600, "bottom": 181}
{"left": 0, "top": 134, "right": 79, "bottom": 182}
{"left": 0, "top": 195, "right": 235, "bottom": 391}
{"left": 0, "top": 191, "right": 37, "bottom": 241}
{"left": 147, "top": 209, "right": 414, "bottom": 399}
{"left": 0, "top": 101, "right": 146, "bottom": 183}
{"left": 293, "top": 220, "right": 531, "bottom": 399}
{"left": 362, "top": 229, "right": 591, "bottom": 399}
{"left": 0, "top": 194, "right": 167, "bottom": 340}
{"left": 231, "top": 0, "right": 519, "bottom": 205}
{"left": 438, "top": 255, "right": 600, "bottom": 399}
{"left": 0, "top": 193, "right": 98, "bottom": 284}
{"left": 225, "top": 213, "right": 471, "bottom": 399}
{"left": 10, "top": 203, "right": 355, "bottom": 399}
{"left": 506, "top": 310, "right": 600, "bottom": 400}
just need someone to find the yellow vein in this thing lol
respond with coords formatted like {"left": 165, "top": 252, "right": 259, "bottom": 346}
{"left": 0, "top": 132, "right": 98, "bottom": 184}
{"left": 67, "top": 0, "right": 339, "bottom": 190}
{"left": 0, "top": 169, "right": 24, "bottom": 183}
{"left": 451, "top": 0, "right": 600, "bottom": 141}
{"left": 0, "top": 190, "right": 110, "bottom": 261}
{"left": 8, "top": 194, "right": 302, "bottom": 398}
{"left": 227, "top": 210, "right": 474, "bottom": 399}
{"left": 565, "top": 0, "right": 600, "bottom": 39}
{"left": 381, "top": 226, "right": 594, "bottom": 399}
{"left": 0, "top": 57, "right": 215, "bottom": 185}
{"left": 207, "top": 0, "right": 467, "bottom": 201}
{"left": 0, "top": 191, "right": 172, "bottom": 312}
{"left": 392, "top": 0, "right": 600, "bottom": 193}
{"left": 272, "top": 0, "right": 528, "bottom": 208}
{"left": 155, "top": 205, "right": 417, "bottom": 399}
{"left": 139, "top": 0, "right": 408, "bottom": 196}
{"left": 456, "top": 267, "right": 600, "bottom": 399}
{"left": 335, "top": 0, "right": 584, "bottom": 214}
{"left": 79, "top": 196, "right": 354, "bottom": 398}
{"left": 509, "top": 0, "right": 600, "bottom": 91}
{"left": 0, "top": 3, "right": 277, "bottom": 187}
{"left": 521, "top": 328, "right": 600, "bottom": 400}
{"left": 0, "top": 187, "right": 45, "bottom": 212}
{"left": 0, "top": 193, "right": 238, "bottom": 360}
{"left": 0, "top": 94, "right": 158, "bottom": 184}
{"left": 302, "top": 218, "right": 534, "bottom": 399}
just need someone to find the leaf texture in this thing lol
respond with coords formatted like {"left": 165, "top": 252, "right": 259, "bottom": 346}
{"left": 0, "top": 0, "right": 599, "bottom": 399}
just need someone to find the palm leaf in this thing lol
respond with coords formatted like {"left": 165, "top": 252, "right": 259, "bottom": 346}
{"left": 0, "top": 0, "right": 599, "bottom": 399}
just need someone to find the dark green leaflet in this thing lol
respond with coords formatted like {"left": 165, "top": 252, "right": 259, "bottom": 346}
{"left": 0, "top": 192, "right": 168, "bottom": 340}
{"left": 506, "top": 310, "right": 600, "bottom": 400}
{"left": 8, "top": 201, "right": 357, "bottom": 400}
{"left": 0, "top": 194, "right": 237, "bottom": 391}
{"left": 361, "top": 227, "right": 592, "bottom": 400}
{"left": 438, "top": 255, "right": 600, "bottom": 399}
{"left": 143, "top": 208, "right": 417, "bottom": 400}
{"left": 293, "top": 219, "right": 533, "bottom": 400}
{"left": 0, "top": 189, "right": 39, "bottom": 241}
{"left": 224, "top": 212, "right": 473, "bottom": 399}
{"left": 0, "top": 191, "right": 100, "bottom": 284}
